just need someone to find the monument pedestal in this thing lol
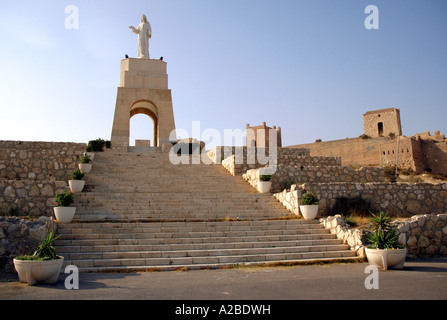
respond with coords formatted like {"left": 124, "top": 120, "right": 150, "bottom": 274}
{"left": 111, "top": 58, "right": 176, "bottom": 150}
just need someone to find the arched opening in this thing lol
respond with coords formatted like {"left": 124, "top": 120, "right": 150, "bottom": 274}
{"left": 129, "top": 101, "right": 159, "bottom": 147}
{"left": 129, "top": 114, "right": 155, "bottom": 146}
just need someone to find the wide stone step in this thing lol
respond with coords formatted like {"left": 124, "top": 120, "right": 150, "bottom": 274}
{"left": 55, "top": 232, "right": 337, "bottom": 248}
{"left": 59, "top": 243, "right": 351, "bottom": 260}
{"left": 57, "top": 225, "right": 329, "bottom": 241}
{"left": 56, "top": 238, "right": 344, "bottom": 254}
{"left": 56, "top": 219, "right": 320, "bottom": 231}
{"left": 72, "top": 208, "right": 289, "bottom": 216}
{"left": 61, "top": 250, "right": 359, "bottom": 272}
{"left": 70, "top": 214, "right": 291, "bottom": 223}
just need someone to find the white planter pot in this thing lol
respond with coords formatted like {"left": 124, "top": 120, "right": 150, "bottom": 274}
{"left": 78, "top": 163, "right": 92, "bottom": 173}
{"left": 54, "top": 207, "right": 76, "bottom": 224}
{"left": 299, "top": 205, "right": 319, "bottom": 220}
{"left": 257, "top": 181, "right": 272, "bottom": 193}
{"left": 69, "top": 180, "right": 85, "bottom": 193}
{"left": 365, "top": 247, "right": 407, "bottom": 270}
{"left": 84, "top": 152, "right": 95, "bottom": 160}
{"left": 13, "top": 256, "right": 64, "bottom": 286}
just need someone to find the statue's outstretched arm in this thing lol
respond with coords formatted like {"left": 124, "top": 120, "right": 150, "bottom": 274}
{"left": 129, "top": 25, "right": 139, "bottom": 34}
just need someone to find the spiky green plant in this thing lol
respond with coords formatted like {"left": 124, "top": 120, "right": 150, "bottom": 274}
{"left": 367, "top": 211, "right": 403, "bottom": 249}
{"left": 16, "top": 231, "right": 61, "bottom": 261}
{"left": 33, "top": 231, "right": 61, "bottom": 261}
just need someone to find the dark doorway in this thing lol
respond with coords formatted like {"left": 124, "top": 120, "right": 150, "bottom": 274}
{"left": 378, "top": 122, "right": 384, "bottom": 137}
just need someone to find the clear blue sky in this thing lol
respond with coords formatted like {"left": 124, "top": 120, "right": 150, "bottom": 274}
{"left": 0, "top": 0, "right": 446, "bottom": 148}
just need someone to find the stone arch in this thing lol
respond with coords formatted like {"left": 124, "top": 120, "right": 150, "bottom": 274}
{"left": 111, "top": 59, "right": 176, "bottom": 150}
{"left": 130, "top": 100, "right": 159, "bottom": 146}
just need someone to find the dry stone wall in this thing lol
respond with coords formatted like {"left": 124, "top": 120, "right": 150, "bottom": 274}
{"left": 319, "top": 215, "right": 369, "bottom": 257}
{"left": 210, "top": 147, "right": 314, "bottom": 175}
{"left": 0, "top": 141, "right": 86, "bottom": 217}
{"left": 0, "top": 216, "right": 57, "bottom": 273}
{"left": 299, "top": 182, "right": 447, "bottom": 217}
{"left": 393, "top": 214, "right": 447, "bottom": 257}
{"left": 319, "top": 214, "right": 447, "bottom": 259}
{"left": 274, "top": 182, "right": 447, "bottom": 218}
{"left": 0, "top": 141, "right": 85, "bottom": 181}
{"left": 244, "top": 166, "right": 385, "bottom": 193}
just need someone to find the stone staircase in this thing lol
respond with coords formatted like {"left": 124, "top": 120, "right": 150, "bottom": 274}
{"left": 54, "top": 149, "right": 359, "bottom": 272}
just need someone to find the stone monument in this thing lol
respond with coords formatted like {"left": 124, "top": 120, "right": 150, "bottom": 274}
{"left": 111, "top": 15, "right": 176, "bottom": 149}
{"left": 129, "top": 14, "right": 152, "bottom": 59}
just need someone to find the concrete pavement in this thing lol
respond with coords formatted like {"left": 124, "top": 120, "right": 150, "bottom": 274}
{"left": 1, "top": 258, "right": 446, "bottom": 301}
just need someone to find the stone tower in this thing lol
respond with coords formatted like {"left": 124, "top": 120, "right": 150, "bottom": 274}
{"left": 363, "top": 108, "right": 402, "bottom": 138}
{"left": 246, "top": 122, "right": 282, "bottom": 147}
{"left": 111, "top": 58, "right": 176, "bottom": 150}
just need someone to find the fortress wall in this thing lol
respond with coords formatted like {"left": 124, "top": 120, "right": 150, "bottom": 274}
{"left": 421, "top": 139, "right": 447, "bottom": 175}
{"left": 286, "top": 137, "right": 386, "bottom": 167}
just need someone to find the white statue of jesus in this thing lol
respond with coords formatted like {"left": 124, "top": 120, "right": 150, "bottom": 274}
{"left": 129, "top": 14, "right": 152, "bottom": 59}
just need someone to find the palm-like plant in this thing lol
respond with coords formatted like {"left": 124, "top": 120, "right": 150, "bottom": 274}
{"left": 33, "top": 231, "right": 61, "bottom": 260}
{"left": 367, "top": 211, "right": 403, "bottom": 249}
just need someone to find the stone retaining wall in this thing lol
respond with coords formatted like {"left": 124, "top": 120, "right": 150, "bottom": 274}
{"left": 393, "top": 214, "right": 447, "bottom": 257}
{"left": 0, "top": 180, "right": 67, "bottom": 217}
{"left": 0, "top": 141, "right": 86, "bottom": 181}
{"left": 0, "top": 216, "right": 57, "bottom": 273}
{"left": 300, "top": 182, "right": 447, "bottom": 217}
{"left": 209, "top": 147, "right": 313, "bottom": 175}
{"left": 0, "top": 141, "right": 85, "bottom": 217}
{"left": 273, "top": 185, "right": 302, "bottom": 215}
{"left": 244, "top": 165, "right": 385, "bottom": 193}
{"left": 274, "top": 182, "right": 447, "bottom": 218}
{"left": 319, "top": 214, "right": 447, "bottom": 259}
{"left": 319, "top": 215, "right": 368, "bottom": 257}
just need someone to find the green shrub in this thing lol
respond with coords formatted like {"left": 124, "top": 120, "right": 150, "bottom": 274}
{"left": 81, "top": 154, "right": 91, "bottom": 164}
{"left": 259, "top": 175, "right": 272, "bottom": 182}
{"left": 70, "top": 169, "right": 84, "bottom": 180}
{"left": 330, "top": 196, "right": 371, "bottom": 217}
{"left": 87, "top": 138, "right": 111, "bottom": 152}
{"left": 359, "top": 134, "right": 370, "bottom": 139}
{"left": 55, "top": 192, "right": 74, "bottom": 207}
{"left": 301, "top": 192, "right": 319, "bottom": 205}
{"left": 384, "top": 166, "right": 397, "bottom": 182}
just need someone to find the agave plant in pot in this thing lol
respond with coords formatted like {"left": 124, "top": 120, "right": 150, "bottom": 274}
{"left": 299, "top": 192, "right": 319, "bottom": 220}
{"left": 257, "top": 174, "right": 272, "bottom": 193}
{"left": 365, "top": 210, "right": 406, "bottom": 270}
{"left": 79, "top": 154, "right": 92, "bottom": 173}
{"left": 54, "top": 191, "right": 76, "bottom": 224}
{"left": 13, "top": 231, "right": 64, "bottom": 286}
{"left": 68, "top": 169, "right": 85, "bottom": 193}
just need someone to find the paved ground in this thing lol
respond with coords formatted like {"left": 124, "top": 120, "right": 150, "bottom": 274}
{"left": 1, "top": 258, "right": 446, "bottom": 302}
